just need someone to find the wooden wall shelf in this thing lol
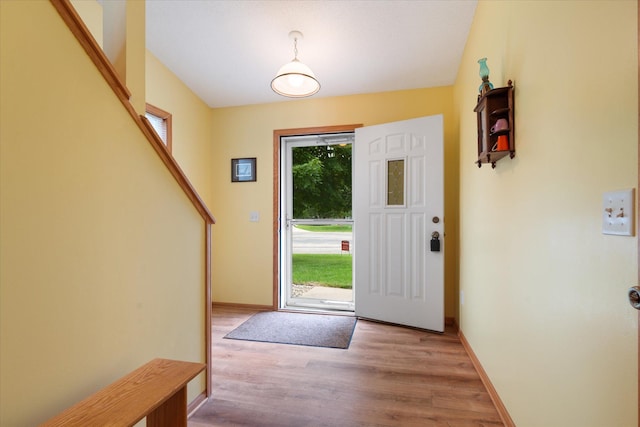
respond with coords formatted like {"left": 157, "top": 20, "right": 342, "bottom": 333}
{"left": 474, "top": 81, "right": 515, "bottom": 168}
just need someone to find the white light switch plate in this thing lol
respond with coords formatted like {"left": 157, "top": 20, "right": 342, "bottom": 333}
{"left": 602, "top": 189, "right": 634, "bottom": 236}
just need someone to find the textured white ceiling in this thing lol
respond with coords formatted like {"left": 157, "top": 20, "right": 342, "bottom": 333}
{"left": 145, "top": 0, "right": 477, "bottom": 108}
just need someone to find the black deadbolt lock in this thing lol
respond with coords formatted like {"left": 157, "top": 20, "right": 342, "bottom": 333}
{"left": 430, "top": 232, "right": 441, "bottom": 252}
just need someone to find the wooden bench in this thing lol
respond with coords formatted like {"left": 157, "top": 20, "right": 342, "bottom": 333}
{"left": 41, "top": 358, "right": 206, "bottom": 427}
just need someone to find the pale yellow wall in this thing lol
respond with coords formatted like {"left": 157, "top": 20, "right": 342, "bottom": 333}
{"left": 70, "top": 0, "right": 103, "bottom": 47}
{"left": 125, "top": 0, "right": 145, "bottom": 114}
{"left": 70, "top": 0, "right": 146, "bottom": 113}
{"left": 0, "top": 2, "right": 206, "bottom": 425}
{"left": 146, "top": 51, "right": 213, "bottom": 208}
{"left": 454, "top": 1, "right": 638, "bottom": 425}
{"left": 210, "top": 88, "right": 460, "bottom": 317}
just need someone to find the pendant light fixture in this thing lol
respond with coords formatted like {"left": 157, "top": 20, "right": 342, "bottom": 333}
{"left": 271, "top": 30, "right": 320, "bottom": 98}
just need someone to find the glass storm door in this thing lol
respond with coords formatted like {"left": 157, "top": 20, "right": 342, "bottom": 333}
{"left": 280, "top": 133, "right": 355, "bottom": 312}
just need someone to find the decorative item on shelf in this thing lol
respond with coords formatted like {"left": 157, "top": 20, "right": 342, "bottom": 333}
{"left": 490, "top": 118, "right": 508, "bottom": 134}
{"left": 496, "top": 135, "right": 509, "bottom": 151}
{"left": 490, "top": 118, "right": 510, "bottom": 151}
{"left": 271, "top": 31, "right": 320, "bottom": 98}
{"left": 477, "top": 57, "right": 494, "bottom": 95}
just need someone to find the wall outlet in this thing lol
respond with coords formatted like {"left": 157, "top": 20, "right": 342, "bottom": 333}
{"left": 602, "top": 189, "right": 634, "bottom": 236}
{"left": 249, "top": 211, "right": 260, "bottom": 222}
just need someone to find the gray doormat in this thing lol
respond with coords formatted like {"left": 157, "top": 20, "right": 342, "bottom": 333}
{"left": 224, "top": 311, "right": 357, "bottom": 349}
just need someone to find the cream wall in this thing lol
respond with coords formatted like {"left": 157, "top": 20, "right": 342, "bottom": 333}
{"left": 146, "top": 51, "right": 213, "bottom": 208}
{"left": 0, "top": 2, "right": 206, "bottom": 425}
{"left": 70, "top": 0, "right": 102, "bottom": 46}
{"left": 454, "top": 1, "right": 638, "bottom": 425}
{"left": 210, "top": 88, "right": 460, "bottom": 318}
{"left": 124, "top": 0, "right": 146, "bottom": 115}
{"left": 70, "top": 1, "right": 213, "bottom": 214}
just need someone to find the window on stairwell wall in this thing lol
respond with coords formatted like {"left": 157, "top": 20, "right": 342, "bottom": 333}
{"left": 145, "top": 103, "right": 172, "bottom": 153}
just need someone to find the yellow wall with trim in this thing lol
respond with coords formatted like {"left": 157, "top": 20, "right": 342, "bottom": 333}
{"left": 72, "top": 0, "right": 214, "bottom": 207}
{"left": 454, "top": 1, "right": 637, "bottom": 425}
{"left": 2, "top": 0, "right": 637, "bottom": 425}
{"left": 124, "top": 0, "right": 145, "bottom": 115}
{"left": 0, "top": 2, "right": 206, "bottom": 425}
{"left": 210, "top": 88, "right": 460, "bottom": 318}
{"left": 146, "top": 50, "right": 213, "bottom": 207}
{"left": 70, "top": 0, "right": 102, "bottom": 46}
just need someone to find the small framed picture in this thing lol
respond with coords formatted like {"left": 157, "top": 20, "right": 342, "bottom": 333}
{"left": 231, "top": 157, "right": 257, "bottom": 182}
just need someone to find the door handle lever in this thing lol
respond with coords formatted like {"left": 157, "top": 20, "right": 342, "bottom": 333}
{"left": 627, "top": 286, "right": 640, "bottom": 310}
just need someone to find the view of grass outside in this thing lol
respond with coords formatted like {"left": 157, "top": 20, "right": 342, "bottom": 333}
{"left": 291, "top": 144, "right": 353, "bottom": 293}
{"left": 292, "top": 254, "right": 352, "bottom": 289}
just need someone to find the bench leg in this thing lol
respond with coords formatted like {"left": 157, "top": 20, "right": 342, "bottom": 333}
{"left": 147, "top": 386, "right": 187, "bottom": 427}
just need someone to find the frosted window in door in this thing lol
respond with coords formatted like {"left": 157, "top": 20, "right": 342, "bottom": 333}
{"left": 387, "top": 159, "right": 405, "bottom": 206}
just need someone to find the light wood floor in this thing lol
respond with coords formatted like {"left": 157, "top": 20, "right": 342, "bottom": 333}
{"left": 189, "top": 306, "right": 503, "bottom": 427}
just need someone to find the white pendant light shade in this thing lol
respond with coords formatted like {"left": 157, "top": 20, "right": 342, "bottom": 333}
{"left": 271, "top": 59, "right": 320, "bottom": 97}
{"left": 271, "top": 31, "right": 320, "bottom": 98}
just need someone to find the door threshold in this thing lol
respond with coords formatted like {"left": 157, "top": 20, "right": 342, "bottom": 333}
{"left": 280, "top": 307, "right": 355, "bottom": 316}
{"left": 281, "top": 302, "right": 355, "bottom": 315}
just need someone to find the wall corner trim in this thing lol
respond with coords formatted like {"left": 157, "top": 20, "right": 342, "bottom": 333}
{"left": 49, "top": 0, "right": 130, "bottom": 101}
{"left": 458, "top": 329, "right": 516, "bottom": 427}
{"left": 49, "top": 0, "right": 215, "bottom": 225}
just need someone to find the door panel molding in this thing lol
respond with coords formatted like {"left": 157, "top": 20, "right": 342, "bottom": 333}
{"left": 272, "top": 124, "right": 363, "bottom": 310}
{"left": 354, "top": 115, "right": 444, "bottom": 331}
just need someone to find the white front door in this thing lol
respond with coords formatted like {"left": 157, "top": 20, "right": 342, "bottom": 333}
{"left": 354, "top": 115, "right": 444, "bottom": 332}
